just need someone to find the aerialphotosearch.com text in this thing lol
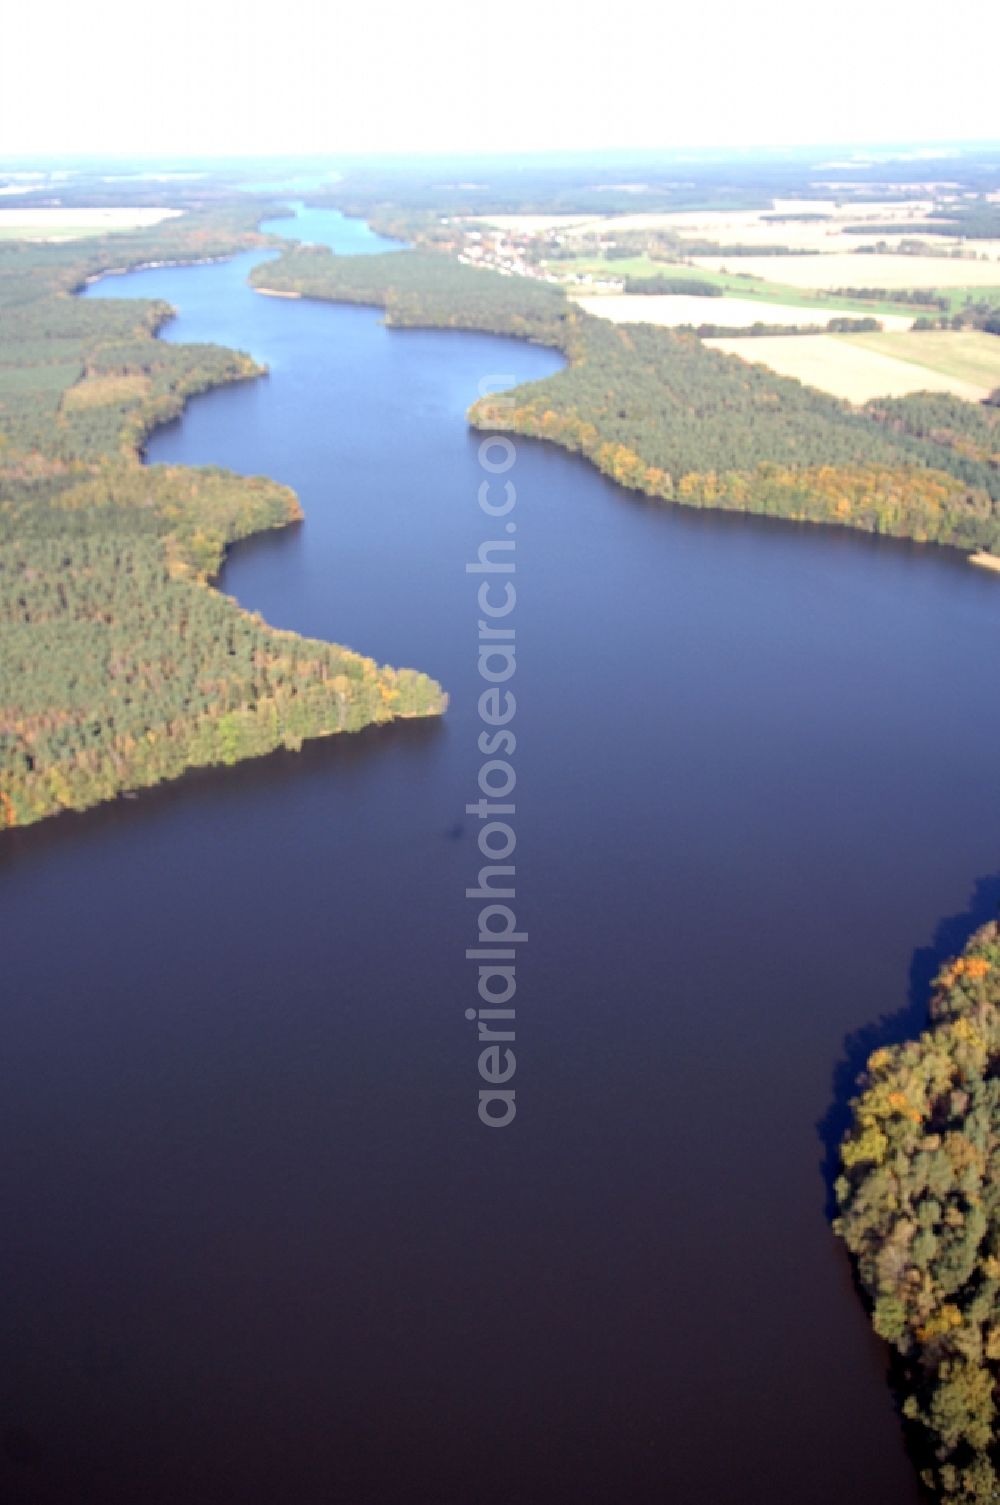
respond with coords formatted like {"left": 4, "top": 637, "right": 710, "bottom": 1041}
{"left": 465, "top": 381, "right": 524, "bottom": 1128}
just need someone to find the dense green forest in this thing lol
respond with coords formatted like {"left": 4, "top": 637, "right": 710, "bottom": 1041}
{"left": 474, "top": 318, "right": 1000, "bottom": 551}
{"left": 836, "top": 923, "right": 1000, "bottom": 1504}
{"left": 0, "top": 203, "right": 272, "bottom": 461}
{"left": 252, "top": 246, "right": 574, "bottom": 344}
{"left": 866, "top": 394, "right": 1000, "bottom": 468}
{"left": 257, "top": 241, "right": 1000, "bottom": 555}
{"left": 0, "top": 212, "right": 445, "bottom": 828}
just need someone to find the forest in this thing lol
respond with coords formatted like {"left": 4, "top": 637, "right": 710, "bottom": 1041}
{"left": 0, "top": 211, "right": 445, "bottom": 828}
{"left": 473, "top": 316, "right": 1000, "bottom": 552}
{"left": 866, "top": 394, "right": 1000, "bottom": 468}
{"left": 258, "top": 240, "right": 1000, "bottom": 556}
{"left": 251, "top": 246, "right": 574, "bottom": 344}
{"left": 836, "top": 923, "right": 1000, "bottom": 1504}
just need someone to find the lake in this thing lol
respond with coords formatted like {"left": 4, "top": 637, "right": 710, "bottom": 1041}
{"left": 2, "top": 205, "right": 999, "bottom": 1504}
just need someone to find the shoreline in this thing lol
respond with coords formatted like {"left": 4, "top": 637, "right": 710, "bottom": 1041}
{"left": 80, "top": 254, "right": 233, "bottom": 287}
{"left": 970, "top": 549, "right": 1000, "bottom": 573}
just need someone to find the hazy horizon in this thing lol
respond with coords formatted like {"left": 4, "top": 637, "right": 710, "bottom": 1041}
{"left": 2, "top": 0, "right": 997, "bottom": 159}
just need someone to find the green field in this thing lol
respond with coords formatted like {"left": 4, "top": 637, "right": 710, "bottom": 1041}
{"left": 841, "top": 329, "right": 1000, "bottom": 390}
{"left": 0, "top": 224, "right": 135, "bottom": 241}
{"left": 541, "top": 253, "right": 926, "bottom": 320}
{"left": 935, "top": 283, "right": 1000, "bottom": 314}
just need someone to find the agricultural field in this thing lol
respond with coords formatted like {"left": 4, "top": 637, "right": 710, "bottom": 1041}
{"left": 703, "top": 329, "right": 1000, "bottom": 403}
{"left": 692, "top": 251, "right": 1000, "bottom": 288}
{"left": 471, "top": 199, "right": 996, "bottom": 257}
{"left": 468, "top": 213, "right": 596, "bottom": 234}
{"left": 0, "top": 207, "right": 181, "bottom": 240}
{"left": 841, "top": 329, "right": 1000, "bottom": 389}
{"left": 552, "top": 255, "right": 920, "bottom": 320}
{"left": 573, "top": 293, "right": 914, "bottom": 332}
{"left": 579, "top": 199, "right": 950, "bottom": 254}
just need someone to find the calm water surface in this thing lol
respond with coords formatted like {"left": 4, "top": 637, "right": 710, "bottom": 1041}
{"left": 3, "top": 209, "right": 1000, "bottom": 1504}
{"left": 258, "top": 201, "right": 405, "bottom": 254}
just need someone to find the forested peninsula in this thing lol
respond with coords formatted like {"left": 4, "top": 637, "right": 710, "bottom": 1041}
{"left": 836, "top": 925, "right": 1000, "bottom": 1505}
{"left": 252, "top": 244, "right": 1000, "bottom": 559}
{"left": 0, "top": 211, "right": 445, "bottom": 829}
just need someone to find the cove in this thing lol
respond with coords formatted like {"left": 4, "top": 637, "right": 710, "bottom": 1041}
{"left": 1, "top": 206, "right": 1000, "bottom": 1505}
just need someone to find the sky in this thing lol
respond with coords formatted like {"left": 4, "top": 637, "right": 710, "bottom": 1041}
{"left": 1, "top": 0, "right": 997, "bottom": 159}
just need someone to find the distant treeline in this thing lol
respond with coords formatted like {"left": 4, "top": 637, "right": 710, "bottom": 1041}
{"left": 843, "top": 222, "right": 952, "bottom": 237}
{"left": 305, "top": 167, "right": 776, "bottom": 220}
{"left": 684, "top": 316, "right": 882, "bottom": 337}
{"left": 833, "top": 287, "right": 951, "bottom": 310}
{"left": 306, "top": 148, "right": 1000, "bottom": 222}
{"left": 622, "top": 274, "right": 722, "bottom": 296}
{"left": 677, "top": 241, "right": 822, "bottom": 256}
{"left": 820, "top": 262, "right": 1000, "bottom": 335}
{"left": 912, "top": 306, "right": 1000, "bottom": 336}
{"left": 0, "top": 211, "right": 445, "bottom": 828}
{"left": 256, "top": 241, "right": 1000, "bottom": 555}
{"left": 845, "top": 203, "right": 1000, "bottom": 241}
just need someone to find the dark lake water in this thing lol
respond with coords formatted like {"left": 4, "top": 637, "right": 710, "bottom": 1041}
{"left": 3, "top": 208, "right": 1000, "bottom": 1505}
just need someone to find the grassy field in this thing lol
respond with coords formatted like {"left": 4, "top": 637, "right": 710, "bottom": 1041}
{"left": 544, "top": 254, "right": 923, "bottom": 320}
{"left": 936, "top": 284, "right": 1000, "bottom": 314}
{"left": 692, "top": 251, "right": 1000, "bottom": 290}
{"left": 0, "top": 225, "right": 136, "bottom": 241}
{"left": 574, "top": 293, "right": 913, "bottom": 332}
{"left": 0, "top": 208, "right": 181, "bottom": 242}
{"left": 841, "top": 329, "right": 1000, "bottom": 388}
{"left": 704, "top": 330, "right": 999, "bottom": 403}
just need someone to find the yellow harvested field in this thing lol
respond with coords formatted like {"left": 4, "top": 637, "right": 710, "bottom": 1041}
{"left": 465, "top": 200, "right": 982, "bottom": 258}
{"left": 473, "top": 200, "right": 936, "bottom": 235}
{"left": 841, "top": 330, "right": 1000, "bottom": 390}
{"left": 572, "top": 293, "right": 914, "bottom": 332}
{"left": 692, "top": 252, "right": 1000, "bottom": 288}
{"left": 582, "top": 199, "right": 939, "bottom": 246}
{"left": 467, "top": 213, "right": 595, "bottom": 234}
{"left": 673, "top": 225, "right": 928, "bottom": 254}
{"left": 0, "top": 207, "right": 181, "bottom": 240}
{"left": 617, "top": 201, "right": 981, "bottom": 257}
{"left": 703, "top": 334, "right": 991, "bottom": 403}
